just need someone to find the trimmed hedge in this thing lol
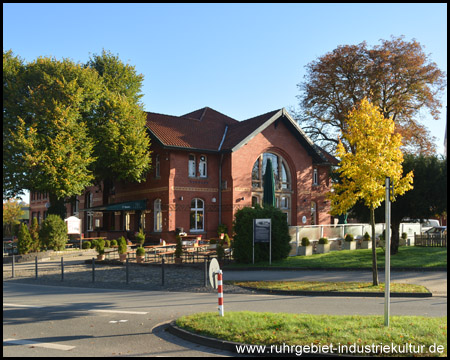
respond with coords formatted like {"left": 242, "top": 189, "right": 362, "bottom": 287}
{"left": 232, "top": 205, "right": 291, "bottom": 263}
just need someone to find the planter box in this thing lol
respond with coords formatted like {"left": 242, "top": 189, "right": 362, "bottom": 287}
{"left": 343, "top": 241, "right": 356, "bottom": 250}
{"left": 361, "top": 240, "right": 372, "bottom": 249}
{"left": 119, "top": 253, "right": 127, "bottom": 262}
{"left": 136, "top": 255, "right": 145, "bottom": 263}
{"left": 316, "top": 244, "right": 330, "bottom": 254}
{"left": 297, "top": 246, "right": 313, "bottom": 256}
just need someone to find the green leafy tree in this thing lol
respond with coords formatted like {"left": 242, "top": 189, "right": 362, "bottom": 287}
{"left": 232, "top": 205, "right": 291, "bottom": 264}
{"left": 29, "top": 217, "right": 41, "bottom": 252}
{"left": 3, "top": 50, "right": 152, "bottom": 217}
{"left": 329, "top": 98, "right": 413, "bottom": 285}
{"left": 3, "top": 198, "right": 24, "bottom": 236}
{"left": 296, "top": 36, "right": 446, "bottom": 155}
{"left": 18, "top": 222, "right": 33, "bottom": 254}
{"left": 39, "top": 214, "right": 68, "bottom": 251}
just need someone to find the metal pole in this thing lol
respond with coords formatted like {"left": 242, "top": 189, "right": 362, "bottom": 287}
{"left": 35, "top": 256, "right": 38, "bottom": 280}
{"left": 92, "top": 257, "right": 95, "bottom": 283}
{"left": 269, "top": 220, "right": 272, "bottom": 265}
{"left": 252, "top": 220, "right": 255, "bottom": 265}
{"left": 126, "top": 258, "right": 129, "bottom": 284}
{"left": 385, "top": 177, "right": 391, "bottom": 327}
{"left": 61, "top": 257, "right": 64, "bottom": 281}
{"left": 217, "top": 270, "right": 224, "bottom": 316}
{"left": 12, "top": 253, "right": 15, "bottom": 278}
{"left": 161, "top": 258, "right": 165, "bottom": 286}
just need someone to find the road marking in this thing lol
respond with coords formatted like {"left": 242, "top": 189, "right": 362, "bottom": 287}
{"left": 109, "top": 320, "right": 128, "bottom": 324}
{"left": 89, "top": 309, "right": 148, "bottom": 315}
{"left": 3, "top": 338, "right": 75, "bottom": 351}
{"left": 3, "top": 303, "right": 43, "bottom": 308}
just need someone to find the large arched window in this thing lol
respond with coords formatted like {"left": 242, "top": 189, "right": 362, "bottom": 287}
{"left": 190, "top": 198, "right": 204, "bottom": 231}
{"left": 252, "top": 152, "right": 292, "bottom": 224}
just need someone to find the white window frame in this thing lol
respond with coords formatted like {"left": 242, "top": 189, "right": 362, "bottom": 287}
{"left": 190, "top": 198, "right": 204, "bottom": 232}
{"left": 154, "top": 199, "right": 162, "bottom": 232}
{"left": 124, "top": 213, "right": 130, "bottom": 231}
{"left": 198, "top": 155, "right": 207, "bottom": 178}
{"left": 313, "top": 168, "right": 318, "bottom": 186}
{"left": 188, "top": 154, "right": 196, "bottom": 177}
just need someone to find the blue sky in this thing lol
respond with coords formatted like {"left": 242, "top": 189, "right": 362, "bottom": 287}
{"left": 3, "top": 3, "right": 447, "bottom": 202}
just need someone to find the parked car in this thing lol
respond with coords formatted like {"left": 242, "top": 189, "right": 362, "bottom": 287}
{"left": 424, "top": 226, "right": 447, "bottom": 235}
{"left": 420, "top": 219, "right": 441, "bottom": 233}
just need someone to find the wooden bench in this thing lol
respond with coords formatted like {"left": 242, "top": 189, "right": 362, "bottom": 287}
{"left": 158, "top": 250, "right": 175, "bottom": 262}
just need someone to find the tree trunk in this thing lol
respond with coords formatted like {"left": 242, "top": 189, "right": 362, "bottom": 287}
{"left": 370, "top": 206, "right": 379, "bottom": 285}
{"left": 391, "top": 220, "right": 400, "bottom": 255}
{"left": 47, "top": 193, "right": 67, "bottom": 220}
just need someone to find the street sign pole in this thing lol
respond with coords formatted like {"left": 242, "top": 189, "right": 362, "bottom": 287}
{"left": 385, "top": 177, "right": 391, "bottom": 327}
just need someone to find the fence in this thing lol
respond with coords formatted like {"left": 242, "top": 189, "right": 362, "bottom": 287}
{"left": 414, "top": 234, "right": 447, "bottom": 247}
{"left": 288, "top": 222, "right": 422, "bottom": 256}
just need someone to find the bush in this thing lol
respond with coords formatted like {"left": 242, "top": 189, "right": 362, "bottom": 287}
{"left": 174, "top": 235, "right": 183, "bottom": 258}
{"left": 216, "top": 243, "right": 225, "bottom": 261}
{"left": 217, "top": 223, "right": 228, "bottom": 236}
{"left": 118, "top": 236, "right": 127, "bottom": 246}
{"left": 118, "top": 242, "right": 127, "bottom": 254}
{"left": 110, "top": 239, "right": 118, "bottom": 247}
{"left": 136, "top": 247, "right": 145, "bottom": 256}
{"left": 39, "top": 214, "right": 67, "bottom": 251}
{"left": 95, "top": 239, "right": 105, "bottom": 255}
{"left": 401, "top": 232, "right": 408, "bottom": 240}
{"left": 90, "top": 239, "right": 98, "bottom": 249}
{"left": 18, "top": 223, "right": 33, "bottom": 254}
{"left": 345, "top": 234, "right": 354, "bottom": 242}
{"left": 232, "top": 205, "right": 291, "bottom": 263}
{"left": 104, "top": 240, "right": 111, "bottom": 248}
{"left": 363, "top": 232, "right": 371, "bottom": 241}
{"left": 82, "top": 241, "right": 91, "bottom": 249}
{"left": 318, "top": 237, "right": 328, "bottom": 244}
{"left": 135, "top": 228, "right": 146, "bottom": 246}
{"left": 301, "top": 237, "right": 310, "bottom": 246}
{"left": 222, "top": 233, "right": 231, "bottom": 248}
{"left": 29, "top": 217, "right": 40, "bottom": 252}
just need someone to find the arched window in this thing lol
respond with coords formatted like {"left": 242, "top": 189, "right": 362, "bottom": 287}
{"left": 188, "top": 154, "right": 196, "bottom": 177}
{"left": 198, "top": 155, "right": 207, "bottom": 178}
{"left": 190, "top": 198, "right": 204, "bottom": 231}
{"left": 154, "top": 199, "right": 162, "bottom": 232}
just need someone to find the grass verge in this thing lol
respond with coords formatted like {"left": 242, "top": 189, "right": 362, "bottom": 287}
{"left": 177, "top": 312, "right": 447, "bottom": 357}
{"left": 226, "top": 280, "right": 431, "bottom": 293}
{"left": 227, "top": 247, "right": 447, "bottom": 269}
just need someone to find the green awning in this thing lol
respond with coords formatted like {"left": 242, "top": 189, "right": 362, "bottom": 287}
{"left": 81, "top": 199, "right": 147, "bottom": 212}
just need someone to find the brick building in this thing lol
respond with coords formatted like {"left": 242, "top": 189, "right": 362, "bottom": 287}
{"left": 29, "top": 107, "right": 337, "bottom": 243}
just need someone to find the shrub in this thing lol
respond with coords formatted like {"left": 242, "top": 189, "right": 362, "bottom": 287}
{"left": 232, "top": 205, "right": 291, "bottom": 263}
{"left": 301, "top": 237, "right": 310, "bottom": 246}
{"left": 110, "top": 239, "right": 118, "bottom": 247}
{"left": 18, "top": 223, "right": 33, "bottom": 254}
{"left": 345, "top": 234, "right": 354, "bottom": 242}
{"left": 136, "top": 247, "right": 145, "bottom": 256}
{"left": 217, "top": 223, "right": 228, "bottom": 236}
{"left": 104, "top": 240, "right": 111, "bottom": 248}
{"left": 401, "top": 232, "right": 408, "bottom": 240}
{"left": 363, "top": 232, "right": 371, "bottom": 241}
{"left": 29, "top": 217, "right": 40, "bottom": 252}
{"left": 318, "top": 237, "right": 328, "bottom": 244}
{"left": 95, "top": 239, "right": 105, "bottom": 255}
{"left": 118, "top": 242, "right": 127, "bottom": 254}
{"left": 222, "top": 233, "right": 231, "bottom": 248}
{"left": 82, "top": 241, "right": 91, "bottom": 249}
{"left": 216, "top": 243, "right": 225, "bottom": 261}
{"left": 118, "top": 236, "right": 127, "bottom": 246}
{"left": 39, "top": 214, "right": 67, "bottom": 251}
{"left": 174, "top": 235, "right": 183, "bottom": 258}
{"left": 135, "top": 228, "right": 146, "bottom": 246}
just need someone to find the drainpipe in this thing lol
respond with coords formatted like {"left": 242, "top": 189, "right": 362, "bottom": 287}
{"left": 218, "top": 126, "right": 228, "bottom": 227}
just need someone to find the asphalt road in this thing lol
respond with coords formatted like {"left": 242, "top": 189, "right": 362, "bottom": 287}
{"left": 3, "top": 281, "right": 447, "bottom": 357}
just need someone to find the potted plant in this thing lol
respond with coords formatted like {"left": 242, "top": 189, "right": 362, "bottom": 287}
{"left": 118, "top": 237, "right": 128, "bottom": 262}
{"left": 82, "top": 241, "right": 91, "bottom": 250}
{"left": 136, "top": 246, "right": 145, "bottom": 263}
{"left": 317, "top": 237, "right": 330, "bottom": 254}
{"left": 95, "top": 239, "right": 105, "bottom": 261}
{"left": 174, "top": 235, "right": 183, "bottom": 264}
{"left": 298, "top": 236, "right": 312, "bottom": 256}
{"left": 362, "top": 232, "right": 372, "bottom": 249}
{"left": 216, "top": 242, "right": 225, "bottom": 266}
{"left": 135, "top": 228, "right": 146, "bottom": 247}
{"left": 343, "top": 234, "right": 356, "bottom": 250}
{"left": 400, "top": 232, "right": 408, "bottom": 246}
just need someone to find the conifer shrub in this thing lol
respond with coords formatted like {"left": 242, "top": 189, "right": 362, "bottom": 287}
{"left": 39, "top": 214, "right": 67, "bottom": 251}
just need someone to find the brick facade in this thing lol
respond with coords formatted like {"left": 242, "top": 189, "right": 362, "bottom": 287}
{"left": 29, "top": 107, "right": 336, "bottom": 243}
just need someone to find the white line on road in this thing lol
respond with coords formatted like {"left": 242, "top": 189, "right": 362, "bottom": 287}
{"left": 3, "top": 303, "right": 43, "bottom": 308}
{"left": 89, "top": 309, "right": 148, "bottom": 315}
{"left": 3, "top": 338, "right": 75, "bottom": 351}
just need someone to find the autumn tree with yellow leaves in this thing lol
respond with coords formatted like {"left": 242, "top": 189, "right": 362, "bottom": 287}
{"left": 329, "top": 98, "right": 413, "bottom": 285}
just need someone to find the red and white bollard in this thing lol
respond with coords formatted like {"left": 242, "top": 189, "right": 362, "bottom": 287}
{"left": 217, "top": 270, "right": 224, "bottom": 316}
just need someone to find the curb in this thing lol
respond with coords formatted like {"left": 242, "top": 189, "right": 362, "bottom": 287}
{"left": 233, "top": 286, "right": 433, "bottom": 298}
{"left": 222, "top": 266, "right": 447, "bottom": 272}
{"left": 167, "top": 321, "right": 350, "bottom": 357}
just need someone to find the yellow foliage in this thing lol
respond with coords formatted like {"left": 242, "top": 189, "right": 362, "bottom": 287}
{"left": 329, "top": 98, "right": 413, "bottom": 215}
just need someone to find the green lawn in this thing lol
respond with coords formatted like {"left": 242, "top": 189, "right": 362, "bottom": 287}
{"left": 177, "top": 312, "right": 447, "bottom": 357}
{"left": 226, "top": 280, "right": 431, "bottom": 293}
{"left": 227, "top": 247, "right": 447, "bottom": 269}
